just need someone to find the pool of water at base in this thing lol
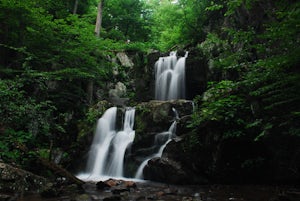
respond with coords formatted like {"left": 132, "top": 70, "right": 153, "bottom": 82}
{"left": 17, "top": 182, "right": 300, "bottom": 201}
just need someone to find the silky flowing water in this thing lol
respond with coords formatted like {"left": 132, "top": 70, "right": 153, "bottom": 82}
{"left": 77, "top": 107, "right": 135, "bottom": 181}
{"left": 155, "top": 51, "right": 188, "bottom": 100}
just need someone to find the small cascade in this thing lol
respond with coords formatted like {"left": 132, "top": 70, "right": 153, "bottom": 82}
{"left": 135, "top": 115, "right": 177, "bottom": 179}
{"left": 78, "top": 107, "right": 135, "bottom": 180}
{"left": 105, "top": 107, "right": 135, "bottom": 177}
{"left": 86, "top": 107, "right": 117, "bottom": 176}
{"left": 155, "top": 51, "right": 188, "bottom": 100}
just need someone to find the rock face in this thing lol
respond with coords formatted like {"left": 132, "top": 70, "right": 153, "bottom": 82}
{"left": 185, "top": 48, "right": 209, "bottom": 100}
{"left": 133, "top": 51, "right": 158, "bottom": 102}
{"left": 116, "top": 52, "right": 134, "bottom": 68}
{"left": 141, "top": 138, "right": 208, "bottom": 184}
{"left": 0, "top": 162, "right": 48, "bottom": 198}
{"left": 133, "top": 99, "right": 194, "bottom": 144}
{"left": 143, "top": 157, "right": 189, "bottom": 184}
{"left": 128, "top": 99, "right": 200, "bottom": 183}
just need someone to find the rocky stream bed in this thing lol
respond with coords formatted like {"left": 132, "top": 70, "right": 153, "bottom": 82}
{"left": 1, "top": 162, "right": 299, "bottom": 201}
{"left": 16, "top": 179, "right": 300, "bottom": 201}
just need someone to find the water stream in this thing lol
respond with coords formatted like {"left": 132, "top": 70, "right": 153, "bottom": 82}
{"left": 77, "top": 107, "right": 135, "bottom": 181}
{"left": 155, "top": 51, "right": 188, "bottom": 100}
{"left": 135, "top": 121, "right": 177, "bottom": 179}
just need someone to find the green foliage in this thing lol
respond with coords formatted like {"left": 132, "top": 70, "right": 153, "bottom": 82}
{"left": 0, "top": 128, "right": 34, "bottom": 163}
{"left": 205, "top": 0, "right": 256, "bottom": 16}
{"left": 189, "top": 0, "right": 300, "bottom": 150}
{"left": 190, "top": 80, "right": 249, "bottom": 140}
{"left": 205, "top": 1, "right": 223, "bottom": 11}
{"left": 102, "top": 0, "right": 151, "bottom": 42}
{"left": 0, "top": 77, "right": 66, "bottom": 165}
{"left": 148, "top": 0, "right": 209, "bottom": 51}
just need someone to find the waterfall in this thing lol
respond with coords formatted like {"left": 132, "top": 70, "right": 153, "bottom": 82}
{"left": 78, "top": 107, "right": 135, "bottom": 181}
{"left": 135, "top": 119, "right": 177, "bottom": 179}
{"left": 105, "top": 108, "right": 135, "bottom": 177}
{"left": 155, "top": 51, "right": 188, "bottom": 100}
{"left": 86, "top": 107, "right": 117, "bottom": 176}
{"left": 78, "top": 50, "right": 188, "bottom": 182}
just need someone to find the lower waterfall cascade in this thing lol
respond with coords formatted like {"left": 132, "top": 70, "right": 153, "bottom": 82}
{"left": 77, "top": 107, "right": 136, "bottom": 181}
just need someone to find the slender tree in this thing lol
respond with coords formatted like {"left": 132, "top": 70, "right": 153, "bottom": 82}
{"left": 95, "top": 0, "right": 104, "bottom": 37}
{"left": 73, "top": 0, "right": 79, "bottom": 14}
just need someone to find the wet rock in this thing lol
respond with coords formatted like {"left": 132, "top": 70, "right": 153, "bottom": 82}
{"left": 134, "top": 99, "right": 194, "bottom": 136}
{"left": 98, "top": 179, "right": 137, "bottom": 196}
{"left": 182, "top": 197, "right": 194, "bottom": 201}
{"left": 269, "top": 194, "right": 292, "bottom": 201}
{"left": 103, "top": 195, "right": 121, "bottom": 201}
{"left": 105, "top": 179, "right": 121, "bottom": 187}
{"left": 111, "top": 187, "right": 129, "bottom": 195}
{"left": 143, "top": 157, "right": 188, "bottom": 184}
{"left": 40, "top": 187, "right": 59, "bottom": 198}
{"left": 124, "top": 180, "right": 137, "bottom": 189}
{"left": 131, "top": 100, "right": 196, "bottom": 183}
{"left": 96, "top": 181, "right": 111, "bottom": 190}
{"left": 0, "top": 194, "right": 10, "bottom": 201}
{"left": 74, "top": 194, "right": 90, "bottom": 201}
{"left": 156, "top": 191, "right": 164, "bottom": 197}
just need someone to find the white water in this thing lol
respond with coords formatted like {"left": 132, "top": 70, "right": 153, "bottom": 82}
{"left": 135, "top": 121, "right": 177, "bottom": 179}
{"left": 78, "top": 107, "right": 135, "bottom": 181}
{"left": 155, "top": 51, "right": 188, "bottom": 100}
{"left": 78, "top": 50, "right": 187, "bottom": 182}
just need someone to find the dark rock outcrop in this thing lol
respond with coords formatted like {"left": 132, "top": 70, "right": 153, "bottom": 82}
{"left": 0, "top": 162, "right": 48, "bottom": 199}
{"left": 133, "top": 51, "right": 158, "bottom": 102}
{"left": 133, "top": 100, "right": 193, "bottom": 147}
{"left": 185, "top": 48, "right": 209, "bottom": 99}
{"left": 143, "top": 157, "right": 189, "bottom": 184}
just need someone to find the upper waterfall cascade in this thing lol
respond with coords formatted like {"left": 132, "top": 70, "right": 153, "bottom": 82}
{"left": 155, "top": 51, "right": 188, "bottom": 100}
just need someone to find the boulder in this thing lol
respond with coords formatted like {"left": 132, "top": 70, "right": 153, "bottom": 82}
{"left": 0, "top": 162, "right": 48, "bottom": 198}
{"left": 136, "top": 99, "right": 193, "bottom": 128}
{"left": 133, "top": 100, "right": 194, "bottom": 150}
{"left": 97, "top": 179, "right": 137, "bottom": 196}
{"left": 116, "top": 52, "right": 134, "bottom": 68}
{"left": 143, "top": 157, "right": 188, "bottom": 184}
{"left": 153, "top": 139, "right": 208, "bottom": 184}
{"left": 109, "top": 82, "right": 127, "bottom": 99}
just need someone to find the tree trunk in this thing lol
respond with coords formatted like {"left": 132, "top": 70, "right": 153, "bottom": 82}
{"left": 86, "top": 80, "right": 94, "bottom": 104}
{"left": 39, "top": 158, "right": 85, "bottom": 185}
{"left": 95, "top": 0, "right": 104, "bottom": 37}
{"left": 73, "top": 0, "right": 79, "bottom": 14}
